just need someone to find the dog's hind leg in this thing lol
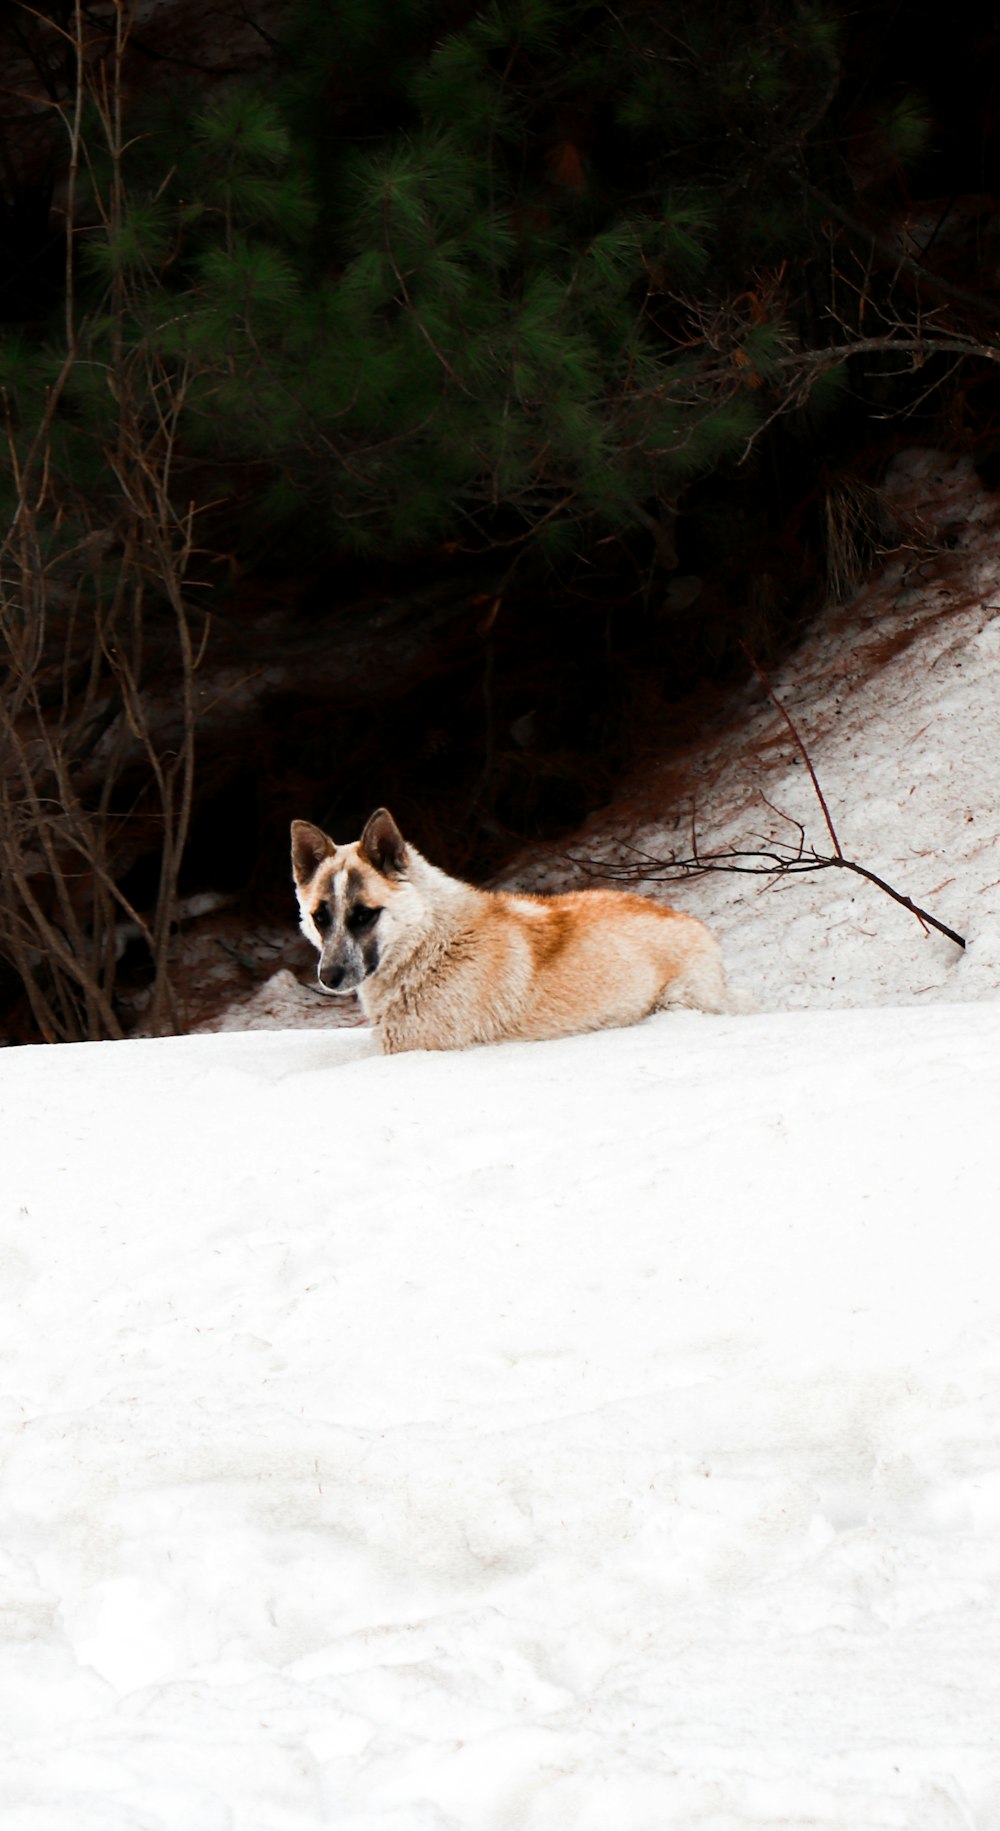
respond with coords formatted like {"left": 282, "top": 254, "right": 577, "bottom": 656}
{"left": 654, "top": 944, "right": 731, "bottom": 1015}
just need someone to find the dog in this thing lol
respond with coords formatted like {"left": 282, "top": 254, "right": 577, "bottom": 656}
{"left": 291, "top": 808, "right": 731, "bottom": 1053}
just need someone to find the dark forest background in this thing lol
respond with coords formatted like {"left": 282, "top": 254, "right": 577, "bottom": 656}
{"left": 2, "top": 0, "right": 999, "bottom": 1041}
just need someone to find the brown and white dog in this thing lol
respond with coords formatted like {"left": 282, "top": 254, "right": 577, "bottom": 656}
{"left": 291, "top": 808, "right": 731, "bottom": 1053}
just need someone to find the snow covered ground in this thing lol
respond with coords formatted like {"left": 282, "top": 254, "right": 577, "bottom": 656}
{"left": 5, "top": 1010, "right": 1000, "bottom": 1830}
{"left": 4, "top": 448, "right": 1000, "bottom": 1828}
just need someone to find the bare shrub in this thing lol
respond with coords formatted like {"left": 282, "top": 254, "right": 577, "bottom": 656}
{"left": 0, "top": 2, "right": 206, "bottom": 1042}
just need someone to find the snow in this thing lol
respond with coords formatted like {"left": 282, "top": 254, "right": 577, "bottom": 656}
{"left": 4, "top": 449, "right": 1000, "bottom": 1827}
{"left": 543, "top": 447, "right": 1000, "bottom": 1018}
{"left": 202, "top": 449, "right": 1000, "bottom": 1036}
{"left": 6, "top": 1013, "right": 1000, "bottom": 1828}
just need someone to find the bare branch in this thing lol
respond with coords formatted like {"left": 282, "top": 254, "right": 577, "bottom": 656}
{"left": 0, "top": 0, "right": 206, "bottom": 1042}
{"left": 568, "top": 662, "right": 967, "bottom": 955}
{"left": 741, "top": 645, "right": 842, "bottom": 859}
{"left": 570, "top": 836, "right": 966, "bottom": 950}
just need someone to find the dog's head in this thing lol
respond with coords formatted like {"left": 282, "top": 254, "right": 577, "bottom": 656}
{"left": 291, "top": 807, "right": 414, "bottom": 996}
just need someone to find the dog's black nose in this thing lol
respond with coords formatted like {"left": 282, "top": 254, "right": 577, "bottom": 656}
{"left": 319, "top": 963, "right": 344, "bottom": 990}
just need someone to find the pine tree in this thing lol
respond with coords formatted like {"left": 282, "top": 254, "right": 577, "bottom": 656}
{"left": 1, "top": 0, "right": 867, "bottom": 572}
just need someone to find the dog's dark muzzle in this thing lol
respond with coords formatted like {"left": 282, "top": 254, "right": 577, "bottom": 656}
{"left": 317, "top": 946, "right": 368, "bottom": 994}
{"left": 318, "top": 962, "right": 352, "bottom": 993}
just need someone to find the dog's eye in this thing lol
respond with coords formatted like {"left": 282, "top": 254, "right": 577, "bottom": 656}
{"left": 312, "top": 904, "right": 332, "bottom": 933}
{"left": 348, "top": 903, "right": 380, "bottom": 934}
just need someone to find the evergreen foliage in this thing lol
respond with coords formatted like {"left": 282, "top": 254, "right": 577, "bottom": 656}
{"left": 3, "top": 0, "right": 903, "bottom": 573}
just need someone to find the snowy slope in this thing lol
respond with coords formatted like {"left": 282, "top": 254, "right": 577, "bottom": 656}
{"left": 4, "top": 1010, "right": 1000, "bottom": 1830}
{"left": 505, "top": 448, "right": 1000, "bottom": 1019}
{"left": 200, "top": 448, "right": 1000, "bottom": 1038}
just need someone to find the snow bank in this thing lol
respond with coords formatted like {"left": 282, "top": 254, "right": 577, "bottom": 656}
{"left": 4, "top": 1009, "right": 1000, "bottom": 1827}
{"left": 196, "top": 450, "right": 1000, "bottom": 1038}
{"left": 505, "top": 449, "right": 1000, "bottom": 1020}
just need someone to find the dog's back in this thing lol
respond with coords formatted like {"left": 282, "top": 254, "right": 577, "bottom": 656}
{"left": 292, "top": 808, "right": 730, "bottom": 1052}
{"left": 481, "top": 886, "right": 728, "bottom": 1038}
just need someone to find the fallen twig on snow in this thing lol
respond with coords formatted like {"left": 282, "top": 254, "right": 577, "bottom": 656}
{"left": 569, "top": 653, "right": 967, "bottom": 952}
{"left": 569, "top": 837, "right": 966, "bottom": 951}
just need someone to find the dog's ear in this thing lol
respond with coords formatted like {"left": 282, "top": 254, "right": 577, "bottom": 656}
{"left": 291, "top": 819, "right": 334, "bottom": 885}
{"left": 360, "top": 807, "right": 407, "bottom": 877}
